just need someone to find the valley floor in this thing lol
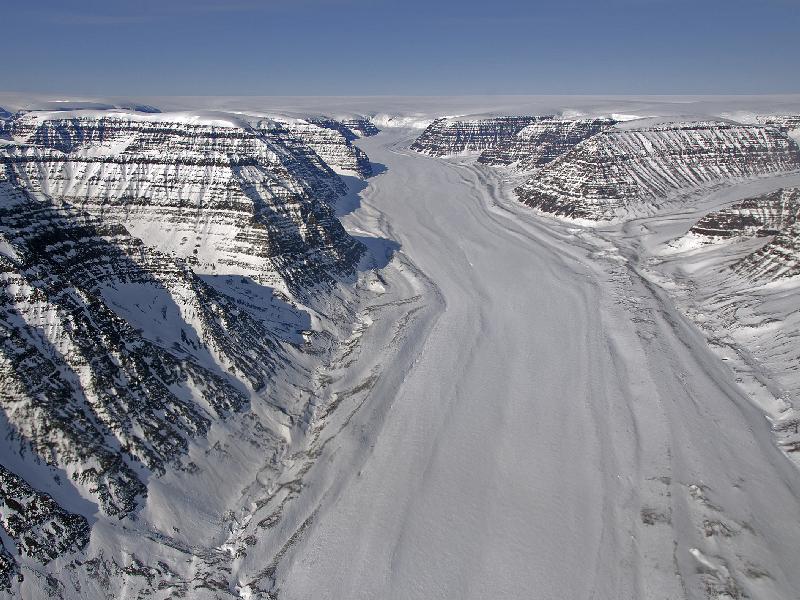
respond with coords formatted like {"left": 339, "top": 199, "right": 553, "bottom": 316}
{"left": 266, "top": 130, "right": 800, "bottom": 600}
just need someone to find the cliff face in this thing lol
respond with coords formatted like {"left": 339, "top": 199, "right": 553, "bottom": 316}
{"left": 477, "top": 117, "right": 617, "bottom": 170}
{"left": 410, "top": 116, "right": 542, "bottom": 156}
{"left": 685, "top": 187, "right": 800, "bottom": 280}
{"left": 757, "top": 115, "right": 800, "bottom": 133}
{"left": 0, "top": 108, "right": 377, "bottom": 596}
{"left": 0, "top": 177, "right": 304, "bottom": 516}
{"left": 281, "top": 117, "right": 373, "bottom": 177}
{"left": 339, "top": 117, "right": 380, "bottom": 138}
{"left": 664, "top": 186, "right": 800, "bottom": 459}
{"left": 515, "top": 121, "right": 800, "bottom": 221}
{"left": 0, "top": 463, "right": 90, "bottom": 576}
{"left": 3, "top": 112, "right": 365, "bottom": 295}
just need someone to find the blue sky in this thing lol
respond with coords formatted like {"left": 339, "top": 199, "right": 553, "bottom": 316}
{"left": 5, "top": 0, "right": 799, "bottom": 95}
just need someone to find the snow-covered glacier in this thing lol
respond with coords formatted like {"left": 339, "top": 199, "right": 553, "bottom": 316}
{"left": 2, "top": 95, "right": 800, "bottom": 600}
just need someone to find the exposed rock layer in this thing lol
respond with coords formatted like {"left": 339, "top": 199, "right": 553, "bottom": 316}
{"left": 3, "top": 112, "right": 364, "bottom": 294}
{"left": 477, "top": 117, "right": 617, "bottom": 170}
{"left": 515, "top": 121, "right": 800, "bottom": 221}
{"left": 282, "top": 118, "right": 373, "bottom": 177}
{"left": 0, "top": 179, "right": 296, "bottom": 519}
{"left": 757, "top": 115, "right": 800, "bottom": 133}
{"left": 0, "top": 464, "right": 90, "bottom": 564}
{"left": 688, "top": 187, "right": 800, "bottom": 280}
{"left": 339, "top": 117, "right": 380, "bottom": 138}
{"left": 410, "top": 116, "right": 542, "bottom": 156}
{"left": 0, "top": 108, "right": 374, "bottom": 596}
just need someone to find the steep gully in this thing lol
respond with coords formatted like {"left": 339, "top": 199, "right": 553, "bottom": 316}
{"left": 255, "top": 129, "right": 800, "bottom": 600}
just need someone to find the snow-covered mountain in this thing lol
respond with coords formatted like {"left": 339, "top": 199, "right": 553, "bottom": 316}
{"left": 0, "top": 462, "right": 90, "bottom": 587}
{"left": 0, "top": 107, "right": 380, "bottom": 598}
{"left": 515, "top": 120, "right": 800, "bottom": 220}
{"left": 278, "top": 118, "right": 373, "bottom": 178}
{"left": 685, "top": 187, "right": 800, "bottom": 279}
{"left": 477, "top": 117, "right": 617, "bottom": 170}
{"left": 410, "top": 116, "right": 542, "bottom": 156}
{"left": 756, "top": 114, "right": 800, "bottom": 134}
{"left": 411, "top": 115, "right": 800, "bottom": 222}
{"left": 338, "top": 117, "right": 380, "bottom": 138}
{"left": 654, "top": 186, "right": 800, "bottom": 465}
{"left": 3, "top": 111, "right": 366, "bottom": 295}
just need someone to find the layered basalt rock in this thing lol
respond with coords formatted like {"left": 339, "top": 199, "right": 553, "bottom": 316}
{"left": 689, "top": 187, "right": 800, "bottom": 239}
{"left": 3, "top": 112, "right": 365, "bottom": 295}
{"left": 0, "top": 178, "right": 301, "bottom": 518}
{"left": 686, "top": 187, "right": 800, "bottom": 280}
{"left": 0, "top": 464, "right": 90, "bottom": 564}
{"left": 410, "top": 116, "right": 542, "bottom": 156}
{"left": 669, "top": 187, "right": 800, "bottom": 459}
{"left": 0, "top": 110, "right": 10, "bottom": 140}
{"left": 339, "top": 117, "right": 380, "bottom": 138}
{"left": 0, "top": 544, "right": 15, "bottom": 591}
{"left": 307, "top": 117, "right": 359, "bottom": 142}
{"left": 515, "top": 121, "right": 800, "bottom": 221}
{"left": 757, "top": 115, "right": 800, "bottom": 133}
{"left": 278, "top": 118, "right": 373, "bottom": 177}
{"left": 0, "top": 107, "right": 378, "bottom": 598}
{"left": 477, "top": 117, "right": 616, "bottom": 170}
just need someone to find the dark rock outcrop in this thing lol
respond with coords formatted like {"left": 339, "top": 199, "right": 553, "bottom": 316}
{"left": 515, "top": 121, "right": 800, "bottom": 221}
{"left": 0, "top": 107, "right": 377, "bottom": 598}
{"left": 340, "top": 117, "right": 379, "bottom": 138}
{"left": 278, "top": 118, "right": 373, "bottom": 177}
{"left": 411, "top": 116, "right": 542, "bottom": 156}
{"left": 0, "top": 178, "right": 299, "bottom": 516}
{"left": 4, "top": 112, "right": 365, "bottom": 295}
{"left": 0, "top": 463, "right": 90, "bottom": 564}
{"left": 687, "top": 187, "right": 800, "bottom": 280}
{"left": 757, "top": 115, "right": 800, "bottom": 133}
{"left": 477, "top": 117, "right": 616, "bottom": 170}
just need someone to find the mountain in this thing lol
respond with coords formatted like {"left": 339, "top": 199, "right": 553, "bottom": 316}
{"left": 684, "top": 187, "right": 800, "bottom": 280}
{"left": 477, "top": 117, "right": 617, "bottom": 170}
{"left": 756, "top": 114, "right": 800, "bottom": 134}
{"left": 338, "top": 117, "right": 380, "bottom": 138}
{"left": 6, "top": 96, "right": 800, "bottom": 600}
{"left": 4, "top": 111, "right": 365, "bottom": 295}
{"left": 410, "top": 116, "right": 542, "bottom": 156}
{"left": 0, "top": 108, "right": 375, "bottom": 597}
{"left": 277, "top": 118, "right": 373, "bottom": 178}
{"left": 515, "top": 120, "right": 800, "bottom": 221}
{"left": 0, "top": 462, "right": 90, "bottom": 588}
{"left": 663, "top": 186, "right": 800, "bottom": 462}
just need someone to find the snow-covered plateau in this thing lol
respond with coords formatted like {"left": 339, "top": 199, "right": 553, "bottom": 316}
{"left": 1, "top": 95, "right": 800, "bottom": 599}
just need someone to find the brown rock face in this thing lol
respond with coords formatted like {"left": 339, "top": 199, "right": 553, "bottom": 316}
{"left": 515, "top": 121, "right": 800, "bottom": 221}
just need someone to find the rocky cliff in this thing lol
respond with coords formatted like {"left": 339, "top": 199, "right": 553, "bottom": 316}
{"left": 0, "top": 108, "right": 375, "bottom": 597}
{"left": 3, "top": 111, "right": 365, "bottom": 295}
{"left": 477, "top": 117, "right": 616, "bottom": 170}
{"left": 277, "top": 118, "right": 373, "bottom": 177}
{"left": 339, "top": 117, "right": 380, "bottom": 138}
{"left": 515, "top": 120, "right": 800, "bottom": 221}
{"left": 686, "top": 187, "right": 800, "bottom": 280}
{"left": 410, "top": 116, "right": 542, "bottom": 156}
{"left": 757, "top": 115, "right": 800, "bottom": 134}
{"left": 0, "top": 463, "right": 90, "bottom": 577}
{"left": 0, "top": 174, "right": 305, "bottom": 509}
{"left": 665, "top": 186, "right": 800, "bottom": 459}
